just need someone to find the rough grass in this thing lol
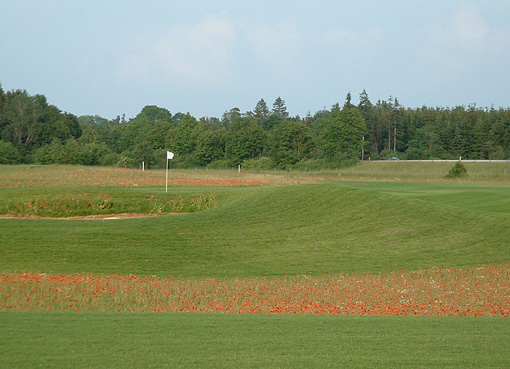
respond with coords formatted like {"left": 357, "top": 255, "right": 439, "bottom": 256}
{"left": 334, "top": 160, "right": 510, "bottom": 179}
{"left": 0, "top": 165, "right": 314, "bottom": 189}
{"left": 0, "top": 187, "right": 219, "bottom": 217}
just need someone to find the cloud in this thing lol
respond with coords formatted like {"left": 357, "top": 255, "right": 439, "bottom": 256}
{"left": 248, "top": 23, "right": 304, "bottom": 75}
{"left": 425, "top": 2, "right": 510, "bottom": 55}
{"left": 321, "top": 26, "right": 383, "bottom": 51}
{"left": 118, "top": 14, "right": 235, "bottom": 87}
{"left": 448, "top": 2, "right": 489, "bottom": 50}
{"left": 419, "top": 2, "right": 510, "bottom": 73}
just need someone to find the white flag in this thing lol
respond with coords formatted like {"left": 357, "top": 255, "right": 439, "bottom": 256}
{"left": 167, "top": 151, "right": 174, "bottom": 160}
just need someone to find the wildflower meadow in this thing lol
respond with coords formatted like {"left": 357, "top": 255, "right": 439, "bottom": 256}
{"left": 1, "top": 265, "right": 509, "bottom": 316}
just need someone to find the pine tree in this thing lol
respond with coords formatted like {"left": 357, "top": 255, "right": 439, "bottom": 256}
{"left": 254, "top": 99, "right": 270, "bottom": 122}
{"left": 272, "top": 97, "right": 289, "bottom": 118}
{"left": 358, "top": 89, "right": 372, "bottom": 114}
{"left": 343, "top": 92, "right": 354, "bottom": 109}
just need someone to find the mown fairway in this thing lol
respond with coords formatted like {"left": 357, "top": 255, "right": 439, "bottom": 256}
{"left": 1, "top": 164, "right": 509, "bottom": 368}
{"left": 1, "top": 313, "right": 509, "bottom": 369}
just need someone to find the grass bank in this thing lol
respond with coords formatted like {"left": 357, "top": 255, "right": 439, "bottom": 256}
{"left": 1, "top": 182, "right": 509, "bottom": 277}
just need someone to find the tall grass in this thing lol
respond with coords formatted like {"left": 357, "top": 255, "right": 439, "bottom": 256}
{"left": 334, "top": 161, "right": 510, "bottom": 179}
{"left": 0, "top": 189, "right": 218, "bottom": 217}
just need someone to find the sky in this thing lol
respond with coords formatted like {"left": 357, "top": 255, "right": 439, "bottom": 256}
{"left": 1, "top": 0, "right": 510, "bottom": 120}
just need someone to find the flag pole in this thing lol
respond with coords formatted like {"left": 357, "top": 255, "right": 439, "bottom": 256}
{"left": 166, "top": 156, "right": 169, "bottom": 193}
{"left": 165, "top": 151, "right": 174, "bottom": 193}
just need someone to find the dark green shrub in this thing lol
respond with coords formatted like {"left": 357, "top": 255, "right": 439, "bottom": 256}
{"left": 207, "top": 159, "right": 233, "bottom": 169}
{"left": 446, "top": 161, "right": 467, "bottom": 178}
{"left": 0, "top": 140, "right": 21, "bottom": 164}
{"left": 241, "top": 157, "right": 275, "bottom": 170}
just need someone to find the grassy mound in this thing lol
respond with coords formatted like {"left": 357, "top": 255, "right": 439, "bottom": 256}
{"left": 1, "top": 183, "right": 508, "bottom": 277}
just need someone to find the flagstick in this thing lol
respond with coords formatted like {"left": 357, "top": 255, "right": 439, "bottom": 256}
{"left": 165, "top": 157, "right": 169, "bottom": 193}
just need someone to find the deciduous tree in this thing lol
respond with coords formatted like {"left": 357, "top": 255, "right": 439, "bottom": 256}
{"left": 226, "top": 118, "right": 267, "bottom": 165}
{"left": 271, "top": 120, "right": 312, "bottom": 168}
{"left": 320, "top": 106, "right": 366, "bottom": 161}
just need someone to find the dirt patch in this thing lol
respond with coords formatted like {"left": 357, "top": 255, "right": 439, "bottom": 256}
{"left": 0, "top": 213, "right": 181, "bottom": 220}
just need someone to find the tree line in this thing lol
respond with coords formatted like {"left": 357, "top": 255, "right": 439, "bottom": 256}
{"left": 1, "top": 83, "right": 509, "bottom": 169}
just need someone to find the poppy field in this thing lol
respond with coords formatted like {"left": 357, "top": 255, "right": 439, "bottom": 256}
{"left": 1, "top": 164, "right": 510, "bottom": 368}
{"left": 1, "top": 265, "right": 509, "bottom": 316}
{"left": 0, "top": 165, "right": 307, "bottom": 189}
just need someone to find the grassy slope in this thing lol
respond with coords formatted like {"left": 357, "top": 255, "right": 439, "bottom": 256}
{"left": 1, "top": 312, "right": 509, "bottom": 369}
{"left": 2, "top": 166, "right": 510, "bottom": 369}
{"left": 1, "top": 182, "right": 509, "bottom": 277}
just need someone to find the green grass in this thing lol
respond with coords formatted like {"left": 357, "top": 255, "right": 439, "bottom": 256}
{"left": 1, "top": 182, "right": 509, "bottom": 277}
{"left": 1, "top": 312, "right": 509, "bottom": 369}
{"left": 339, "top": 180, "right": 510, "bottom": 215}
{"left": 1, "top": 165, "right": 510, "bottom": 368}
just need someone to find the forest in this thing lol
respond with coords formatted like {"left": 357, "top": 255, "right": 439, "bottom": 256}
{"left": 1, "top": 83, "right": 509, "bottom": 169}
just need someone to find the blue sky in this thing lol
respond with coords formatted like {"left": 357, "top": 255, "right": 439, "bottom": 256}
{"left": 1, "top": 1, "right": 510, "bottom": 120}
